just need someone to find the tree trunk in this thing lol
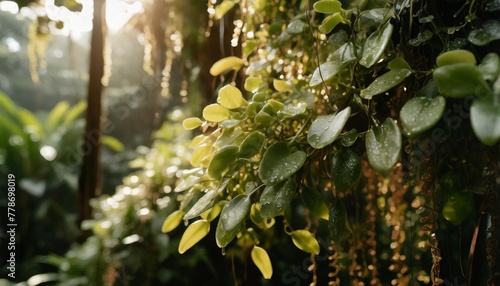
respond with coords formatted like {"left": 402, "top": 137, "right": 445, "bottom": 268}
{"left": 78, "top": 0, "right": 106, "bottom": 223}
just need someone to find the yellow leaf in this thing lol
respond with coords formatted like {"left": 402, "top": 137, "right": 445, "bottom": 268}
{"left": 210, "top": 56, "right": 245, "bottom": 76}
{"left": 251, "top": 246, "right": 273, "bottom": 279}
{"left": 178, "top": 220, "right": 210, "bottom": 254}
{"left": 244, "top": 77, "right": 263, "bottom": 92}
{"left": 161, "top": 210, "right": 185, "bottom": 233}
{"left": 217, "top": 85, "right": 247, "bottom": 109}
{"left": 182, "top": 117, "right": 204, "bottom": 130}
{"left": 190, "top": 144, "right": 213, "bottom": 167}
{"left": 291, "top": 230, "right": 320, "bottom": 254}
{"left": 273, "top": 79, "right": 292, "bottom": 92}
{"left": 203, "top": 104, "right": 230, "bottom": 122}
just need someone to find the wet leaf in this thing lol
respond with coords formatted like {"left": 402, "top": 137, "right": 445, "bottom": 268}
{"left": 387, "top": 57, "right": 411, "bottom": 70}
{"left": 161, "top": 210, "right": 185, "bottom": 233}
{"left": 408, "top": 30, "right": 433, "bottom": 46}
{"left": 301, "top": 187, "right": 329, "bottom": 220}
{"left": 339, "top": 129, "right": 358, "bottom": 147}
{"left": 291, "top": 230, "right": 320, "bottom": 254}
{"left": 178, "top": 220, "right": 210, "bottom": 254}
{"left": 259, "top": 179, "right": 296, "bottom": 218}
{"left": 203, "top": 104, "right": 230, "bottom": 122}
{"left": 207, "top": 145, "right": 239, "bottom": 179}
{"left": 307, "top": 106, "right": 351, "bottom": 149}
{"left": 220, "top": 194, "right": 251, "bottom": 231}
{"left": 468, "top": 20, "right": 500, "bottom": 46}
{"left": 218, "top": 85, "right": 247, "bottom": 109}
{"left": 184, "top": 189, "right": 219, "bottom": 220}
{"left": 365, "top": 118, "right": 402, "bottom": 175}
{"left": 310, "top": 43, "right": 357, "bottom": 86}
{"left": 259, "top": 142, "right": 307, "bottom": 186}
{"left": 478, "top": 53, "right": 500, "bottom": 81}
{"left": 400, "top": 96, "right": 446, "bottom": 136}
{"left": 358, "top": 8, "right": 390, "bottom": 31}
{"left": 470, "top": 98, "right": 500, "bottom": 146}
{"left": 328, "top": 197, "right": 346, "bottom": 242}
{"left": 442, "top": 192, "right": 474, "bottom": 225}
{"left": 239, "top": 131, "right": 265, "bottom": 158}
{"left": 216, "top": 215, "right": 242, "bottom": 248}
{"left": 360, "top": 22, "right": 393, "bottom": 68}
{"left": 433, "top": 63, "right": 491, "bottom": 98}
{"left": 251, "top": 246, "right": 273, "bottom": 279}
{"left": 331, "top": 149, "right": 361, "bottom": 193}
{"left": 360, "top": 68, "right": 412, "bottom": 99}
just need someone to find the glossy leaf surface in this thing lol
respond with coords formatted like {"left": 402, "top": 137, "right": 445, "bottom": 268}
{"left": 365, "top": 118, "right": 401, "bottom": 175}
{"left": 400, "top": 96, "right": 446, "bottom": 136}
{"left": 259, "top": 142, "right": 306, "bottom": 186}
{"left": 307, "top": 107, "right": 351, "bottom": 149}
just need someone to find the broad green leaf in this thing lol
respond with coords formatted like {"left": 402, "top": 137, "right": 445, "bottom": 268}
{"left": 313, "top": 0, "right": 342, "bottom": 13}
{"left": 280, "top": 101, "right": 308, "bottom": 117}
{"left": 215, "top": 127, "right": 243, "bottom": 148}
{"left": 388, "top": 57, "right": 411, "bottom": 70}
{"left": 273, "top": 79, "right": 292, "bottom": 92}
{"left": 184, "top": 189, "right": 219, "bottom": 220}
{"left": 307, "top": 106, "right": 351, "bottom": 149}
{"left": 360, "top": 68, "right": 412, "bottom": 99}
{"left": 47, "top": 101, "right": 70, "bottom": 131}
{"left": 259, "top": 142, "right": 307, "bottom": 186}
{"left": 365, "top": 118, "right": 402, "bottom": 175}
{"left": 478, "top": 53, "right": 500, "bottom": 81}
{"left": 64, "top": 101, "right": 86, "bottom": 125}
{"left": 319, "top": 13, "right": 344, "bottom": 34}
{"left": 266, "top": 99, "right": 284, "bottom": 113}
{"left": 291, "top": 230, "right": 320, "bottom": 254}
{"left": 310, "top": 43, "right": 357, "bottom": 86}
{"left": 251, "top": 246, "right": 273, "bottom": 279}
{"left": 0, "top": 92, "right": 16, "bottom": 115}
{"left": 102, "top": 136, "right": 125, "bottom": 152}
{"left": 218, "top": 85, "right": 247, "bottom": 109}
{"left": 468, "top": 20, "right": 500, "bottom": 46}
{"left": 442, "top": 192, "right": 474, "bottom": 225}
{"left": 208, "top": 145, "right": 239, "bottom": 179}
{"left": 203, "top": 104, "right": 230, "bottom": 122}
{"left": 259, "top": 179, "right": 296, "bottom": 218}
{"left": 210, "top": 56, "right": 244, "bottom": 76}
{"left": 331, "top": 149, "right": 361, "bottom": 193}
{"left": 178, "top": 220, "right": 210, "bottom": 254}
{"left": 301, "top": 187, "right": 329, "bottom": 220}
{"left": 161, "top": 210, "right": 185, "bottom": 233}
{"left": 433, "top": 63, "right": 492, "bottom": 98}
{"left": 436, "top": 49, "right": 476, "bottom": 67}
{"left": 216, "top": 215, "right": 242, "bottom": 248}
{"left": 239, "top": 131, "right": 265, "bottom": 158}
{"left": 328, "top": 197, "right": 346, "bottom": 242}
{"left": 358, "top": 8, "right": 390, "bottom": 31}
{"left": 359, "top": 22, "right": 393, "bottom": 68}
{"left": 244, "top": 77, "right": 263, "bottom": 91}
{"left": 339, "top": 129, "right": 358, "bottom": 147}
{"left": 400, "top": 96, "right": 446, "bottom": 136}
{"left": 408, "top": 30, "right": 433, "bottom": 46}
{"left": 220, "top": 194, "right": 251, "bottom": 231}
{"left": 254, "top": 111, "right": 273, "bottom": 125}
{"left": 470, "top": 98, "right": 500, "bottom": 146}
{"left": 182, "top": 117, "right": 203, "bottom": 130}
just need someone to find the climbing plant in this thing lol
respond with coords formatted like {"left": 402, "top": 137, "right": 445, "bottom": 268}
{"left": 162, "top": 0, "right": 500, "bottom": 285}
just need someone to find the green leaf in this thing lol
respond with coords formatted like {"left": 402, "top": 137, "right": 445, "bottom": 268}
{"left": 359, "top": 22, "right": 393, "bottom": 68}
{"left": 301, "top": 187, "right": 329, "bottom": 220}
{"left": 0, "top": 91, "right": 16, "bottom": 116}
{"left": 408, "top": 30, "right": 433, "bottom": 46}
{"left": 259, "top": 142, "right": 307, "bottom": 186}
{"left": 220, "top": 194, "right": 251, "bottom": 231}
{"left": 468, "top": 20, "right": 500, "bottom": 46}
{"left": 64, "top": 101, "right": 86, "bottom": 125}
{"left": 307, "top": 106, "right": 351, "bottom": 149}
{"left": 360, "top": 68, "right": 412, "bottom": 99}
{"left": 203, "top": 104, "right": 230, "bottom": 122}
{"left": 313, "top": 0, "right": 342, "bottom": 13}
{"left": 161, "top": 210, "right": 185, "bottom": 233}
{"left": 331, "top": 149, "right": 361, "bottom": 193}
{"left": 433, "top": 63, "right": 492, "bottom": 98}
{"left": 259, "top": 179, "right": 296, "bottom": 218}
{"left": 216, "top": 215, "right": 242, "bottom": 248}
{"left": 239, "top": 131, "right": 265, "bottom": 158}
{"left": 328, "top": 197, "right": 347, "bottom": 242}
{"left": 388, "top": 57, "right": 411, "bottom": 70}
{"left": 102, "top": 136, "right": 125, "bottom": 152}
{"left": 478, "top": 53, "right": 500, "bottom": 81}
{"left": 47, "top": 101, "right": 70, "bottom": 131}
{"left": 208, "top": 145, "right": 239, "bottom": 179}
{"left": 365, "top": 118, "right": 401, "bottom": 175}
{"left": 470, "top": 98, "right": 500, "bottom": 146}
{"left": 218, "top": 85, "right": 247, "bottom": 109}
{"left": 291, "top": 230, "right": 320, "bottom": 254}
{"left": 309, "top": 43, "right": 357, "bottom": 86}
{"left": 436, "top": 49, "right": 476, "bottom": 67}
{"left": 442, "top": 192, "right": 474, "bottom": 225}
{"left": 319, "top": 13, "right": 344, "bottom": 34}
{"left": 251, "top": 246, "right": 273, "bottom": 279}
{"left": 178, "top": 220, "right": 210, "bottom": 254}
{"left": 184, "top": 189, "right": 219, "bottom": 220}
{"left": 358, "top": 8, "right": 390, "bottom": 31}
{"left": 400, "top": 96, "right": 446, "bottom": 136}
